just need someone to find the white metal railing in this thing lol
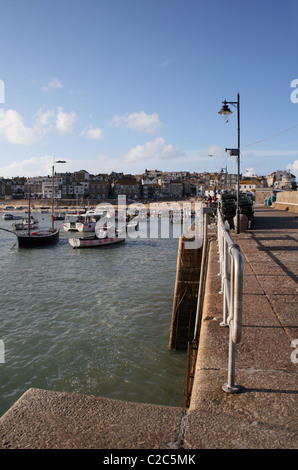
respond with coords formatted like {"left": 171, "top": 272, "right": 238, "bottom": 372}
{"left": 217, "top": 209, "right": 243, "bottom": 393}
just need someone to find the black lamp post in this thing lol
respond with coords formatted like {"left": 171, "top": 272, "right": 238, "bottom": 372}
{"left": 218, "top": 93, "right": 240, "bottom": 234}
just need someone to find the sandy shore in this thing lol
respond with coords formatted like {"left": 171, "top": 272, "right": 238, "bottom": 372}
{"left": 0, "top": 198, "right": 202, "bottom": 212}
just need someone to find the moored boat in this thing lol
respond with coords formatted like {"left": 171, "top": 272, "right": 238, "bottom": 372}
{"left": 15, "top": 159, "right": 65, "bottom": 248}
{"left": 69, "top": 226, "right": 125, "bottom": 249}
{"left": 12, "top": 216, "right": 39, "bottom": 231}
{"left": 75, "top": 209, "right": 105, "bottom": 232}
{"left": 50, "top": 213, "right": 65, "bottom": 220}
{"left": 17, "top": 228, "right": 60, "bottom": 248}
{"left": 62, "top": 213, "right": 82, "bottom": 231}
{"left": 2, "top": 213, "right": 22, "bottom": 220}
{"left": 69, "top": 234, "right": 125, "bottom": 249}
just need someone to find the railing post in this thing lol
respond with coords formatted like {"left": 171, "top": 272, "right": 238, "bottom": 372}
{"left": 217, "top": 210, "right": 243, "bottom": 393}
{"left": 222, "top": 326, "right": 240, "bottom": 393}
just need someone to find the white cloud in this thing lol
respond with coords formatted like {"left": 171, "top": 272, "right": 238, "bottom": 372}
{"left": 160, "top": 143, "right": 184, "bottom": 160}
{"left": 122, "top": 137, "right": 183, "bottom": 163}
{"left": 55, "top": 107, "right": 77, "bottom": 135}
{"left": 41, "top": 78, "right": 63, "bottom": 91}
{"left": 205, "top": 145, "right": 225, "bottom": 159}
{"left": 0, "top": 108, "right": 54, "bottom": 145}
{"left": 81, "top": 127, "right": 104, "bottom": 140}
{"left": 0, "top": 106, "right": 77, "bottom": 144}
{"left": 0, "top": 155, "right": 102, "bottom": 178}
{"left": 110, "top": 111, "right": 161, "bottom": 133}
{"left": 243, "top": 167, "right": 256, "bottom": 177}
{"left": 0, "top": 155, "right": 55, "bottom": 177}
{"left": 287, "top": 160, "right": 298, "bottom": 178}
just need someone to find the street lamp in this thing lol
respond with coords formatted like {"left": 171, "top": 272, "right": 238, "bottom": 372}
{"left": 218, "top": 93, "right": 241, "bottom": 234}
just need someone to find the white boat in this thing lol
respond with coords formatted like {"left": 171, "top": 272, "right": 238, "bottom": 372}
{"left": 62, "top": 213, "right": 82, "bottom": 232}
{"left": 12, "top": 216, "right": 39, "bottom": 231}
{"left": 68, "top": 227, "right": 125, "bottom": 249}
{"left": 126, "top": 218, "right": 139, "bottom": 231}
{"left": 75, "top": 209, "right": 105, "bottom": 232}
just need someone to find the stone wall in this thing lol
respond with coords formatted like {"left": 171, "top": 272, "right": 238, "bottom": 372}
{"left": 273, "top": 190, "right": 298, "bottom": 212}
{"left": 254, "top": 189, "right": 274, "bottom": 204}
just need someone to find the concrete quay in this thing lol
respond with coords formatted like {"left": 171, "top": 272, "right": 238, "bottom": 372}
{"left": 184, "top": 206, "right": 298, "bottom": 449}
{"left": 0, "top": 206, "right": 297, "bottom": 449}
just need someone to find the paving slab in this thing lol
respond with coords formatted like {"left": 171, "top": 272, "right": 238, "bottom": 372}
{"left": 0, "top": 388, "right": 184, "bottom": 449}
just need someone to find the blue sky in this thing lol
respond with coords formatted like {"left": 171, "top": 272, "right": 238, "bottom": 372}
{"left": 1, "top": 0, "right": 298, "bottom": 179}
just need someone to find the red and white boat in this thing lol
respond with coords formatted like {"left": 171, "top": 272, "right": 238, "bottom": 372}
{"left": 68, "top": 227, "right": 125, "bottom": 249}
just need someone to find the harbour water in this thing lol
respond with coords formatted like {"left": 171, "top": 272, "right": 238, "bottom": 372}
{"left": 0, "top": 211, "right": 188, "bottom": 417}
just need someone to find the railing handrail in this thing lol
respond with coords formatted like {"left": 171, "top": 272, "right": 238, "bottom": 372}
{"left": 217, "top": 209, "right": 243, "bottom": 393}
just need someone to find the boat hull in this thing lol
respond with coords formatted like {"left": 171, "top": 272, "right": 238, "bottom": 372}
{"left": 17, "top": 229, "right": 60, "bottom": 248}
{"left": 69, "top": 235, "right": 125, "bottom": 249}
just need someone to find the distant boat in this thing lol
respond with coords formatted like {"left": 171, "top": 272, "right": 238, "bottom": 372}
{"left": 50, "top": 214, "right": 65, "bottom": 221}
{"left": 12, "top": 216, "right": 39, "bottom": 231}
{"left": 2, "top": 213, "right": 22, "bottom": 220}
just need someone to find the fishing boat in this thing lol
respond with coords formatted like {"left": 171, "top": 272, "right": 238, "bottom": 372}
{"left": 68, "top": 226, "right": 125, "bottom": 249}
{"left": 69, "top": 234, "right": 125, "bottom": 248}
{"left": 75, "top": 209, "right": 105, "bottom": 232}
{"left": 62, "top": 213, "right": 83, "bottom": 232}
{"left": 17, "top": 227, "right": 60, "bottom": 248}
{"left": 16, "top": 159, "right": 65, "bottom": 248}
{"left": 12, "top": 216, "right": 39, "bottom": 231}
{"left": 68, "top": 225, "right": 125, "bottom": 248}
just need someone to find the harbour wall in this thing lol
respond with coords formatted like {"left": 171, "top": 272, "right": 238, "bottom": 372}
{"left": 169, "top": 210, "right": 210, "bottom": 351}
{"left": 272, "top": 190, "right": 298, "bottom": 212}
{"left": 168, "top": 236, "right": 203, "bottom": 350}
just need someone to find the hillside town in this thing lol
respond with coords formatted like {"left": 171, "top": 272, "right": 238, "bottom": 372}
{"left": 0, "top": 168, "right": 296, "bottom": 202}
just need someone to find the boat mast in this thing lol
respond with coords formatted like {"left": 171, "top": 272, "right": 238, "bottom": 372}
{"left": 28, "top": 186, "right": 31, "bottom": 236}
{"left": 51, "top": 160, "right": 55, "bottom": 232}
